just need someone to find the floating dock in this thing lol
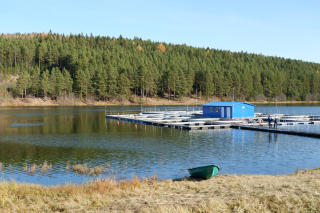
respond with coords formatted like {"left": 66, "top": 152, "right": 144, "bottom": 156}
{"left": 231, "top": 125, "right": 320, "bottom": 138}
{"left": 105, "top": 109, "right": 320, "bottom": 138}
{"left": 105, "top": 114, "right": 231, "bottom": 130}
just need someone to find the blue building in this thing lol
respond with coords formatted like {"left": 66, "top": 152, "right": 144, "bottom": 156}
{"left": 202, "top": 102, "right": 255, "bottom": 118}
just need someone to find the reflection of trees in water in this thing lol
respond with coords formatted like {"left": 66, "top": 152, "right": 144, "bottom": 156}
{"left": 1, "top": 113, "right": 108, "bottom": 135}
{"left": 0, "top": 138, "right": 145, "bottom": 177}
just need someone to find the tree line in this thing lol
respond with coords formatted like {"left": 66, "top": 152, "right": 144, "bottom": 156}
{"left": 0, "top": 31, "right": 320, "bottom": 102}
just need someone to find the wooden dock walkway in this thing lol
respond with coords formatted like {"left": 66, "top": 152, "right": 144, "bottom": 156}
{"left": 231, "top": 125, "right": 320, "bottom": 138}
{"left": 106, "top": 114, "right": 320, "bottom": 138}
{"left": 105, "top": 115, "right": 230, "bottom": 130}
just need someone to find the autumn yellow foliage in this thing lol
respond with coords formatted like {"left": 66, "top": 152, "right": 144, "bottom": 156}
{"left": 41, "top": 31, "right": 48, "bottom": 37}
{"left": 157, "top": 43, "right": 166, "bottom": 52}
{"left": 136, "top": 45, "right": 142, "bottom": 51}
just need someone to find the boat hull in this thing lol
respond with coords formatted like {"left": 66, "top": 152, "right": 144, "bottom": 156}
{"left": 188, "top": 165, "right": 220, "bottom": 179}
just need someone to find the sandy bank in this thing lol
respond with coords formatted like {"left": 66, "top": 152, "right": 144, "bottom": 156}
{"left": 1, "top": 97, "right": 320, "bottom": 107}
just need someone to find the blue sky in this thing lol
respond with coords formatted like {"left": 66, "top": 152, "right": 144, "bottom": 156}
{"left": 1, "top": 0, "right": 319, "bottom": 63}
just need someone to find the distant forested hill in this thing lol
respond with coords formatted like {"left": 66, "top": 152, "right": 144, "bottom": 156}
{"left": 0, "top": 32, "right": 320, "bottom": 102}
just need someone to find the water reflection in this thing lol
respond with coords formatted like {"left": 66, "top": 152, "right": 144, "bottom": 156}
{"left": 0, "top": 106, "right": 320, "bottom": 185}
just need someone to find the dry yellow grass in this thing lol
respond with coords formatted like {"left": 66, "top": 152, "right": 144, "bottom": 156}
{"left": 23, "top": 162, "right": 53, "bottom": 175}
{"left": 29, "top": 163, "right": 37, "bottom": 174}
{"left": 5, "top": 161, "right": 106, "bottom": 177}
{"left": 0, "top": 168, "right": 320, "bottom": 212}
{"left": 72, "top": 164, "right": 89, "bottom": 175}
{"left": 88, "top": 166, "right": 104, "bottom": 176}
{"left": 72, "top": 164, "right": 106, "bottom": 176}
{"left": 66, "top": 161, "right": 71, "bottom": 172}
{"left": 23, "top": 163, "right": 28, "bottom": 172}
{"left": 40, "top": 161, "right": 53, "bottom": 174}
{"left": 23, "top": 163, "right": 38, "bottom": 174}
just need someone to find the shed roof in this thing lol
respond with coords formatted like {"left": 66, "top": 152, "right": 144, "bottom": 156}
{"left": 202, "top": 102, "right": 255, "bottom": 107}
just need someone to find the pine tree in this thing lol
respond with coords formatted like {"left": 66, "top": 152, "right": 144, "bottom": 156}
{"left": 30, "top": 67, "right": 40, "bottom": 97}
{"left": 56, "top": 69, "right": 65, "bottom": 96}
{"left": 138, "top": 64, "right": 148, "bottom": 100}
{"left": 62, "top": 68, "right": 73, "bottom": 95}
{"left": 75, "top": 69, "right": 86, "bottom": 100}
{"left": 83, "top": 68, "right": 91, "bottom": 100}
{"left": 167, "top": 64, "right": 179, "bottom": 101}
{"left": 186, "top": 66, "right": 195, "bottom": 99}
{"left": 1, "top": 32, "right": 320, "bottom": 102}
{"left": 93, "top": 66, "right": 107, "bottom": 100}
{"left": 41, "top": 69, "right": 50, "bottom": 98}
{"left": 16, "top": 70, "right": 31, "bottom": 98}
{"left": 118, "top": 73, "right": 131, "bottom": 99}
{"left": 203, "top": 69, "right": 214, "bottom": 100}
{"left": 108, "top": 66, "right": 118, "bottom": 98}
{"left": 176, "top": 68, "right": 187, "bottom": 99}
{"left": 49, "top": 67, "right": 57, "bottom": 97}
{"left": 37, "top": 41, "right": 47, "bottom": 70}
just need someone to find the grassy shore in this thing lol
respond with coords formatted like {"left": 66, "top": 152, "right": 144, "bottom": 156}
{"left": 1, "top": 168, "right": 320, "bottom": 212}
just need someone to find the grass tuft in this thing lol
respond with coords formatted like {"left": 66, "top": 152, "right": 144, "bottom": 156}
{"left": 13, "top": 161, "right": 109, "bottom": 176}
{"left": 29, "top": 163, "right": 37, "bottom": 174}
{"left": 144, "top": 173, "right": 158, "bottom": 183}
{"left": 40, "top": 161, "right": 52, "bottom": 174}
{"left": 66, "top": 161, "right": 71, "bottom": 172}
{"left": 23, "top": 164, "right": 28, "bottom": 172}
{"left": 72, "top": 164, "right": 89, "bottom": 175}
{"left": 22, "top": 161, "right": 53, "bottom": 175}
{"left": 88, "top": 166, "right": 104, "bottom": 176}
{"left": 72, "top": 164, "right": 106, "bottom": 176}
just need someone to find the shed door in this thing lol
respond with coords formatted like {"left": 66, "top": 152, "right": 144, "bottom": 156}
{"left": 226, "top": 107, "right": 231, "bottom": 118}
{"left": 221, "top": 107, "right": 224, "bottom": 118}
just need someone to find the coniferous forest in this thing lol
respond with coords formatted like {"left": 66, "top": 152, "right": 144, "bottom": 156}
{"left": 0, "top": 31, "right": 320, "bottom": 103}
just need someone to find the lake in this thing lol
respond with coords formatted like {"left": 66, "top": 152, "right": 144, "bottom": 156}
{"left": 0, "top": 104, "right": 320, "bottom": 185}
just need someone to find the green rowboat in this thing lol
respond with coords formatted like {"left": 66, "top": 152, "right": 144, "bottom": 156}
{"left": 188, "top": 165, "right": 220, "bottom": 179}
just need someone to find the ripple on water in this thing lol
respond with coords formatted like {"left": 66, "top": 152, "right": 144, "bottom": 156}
{"left": 10, "top": 122, "right": 53, "bottom": 127}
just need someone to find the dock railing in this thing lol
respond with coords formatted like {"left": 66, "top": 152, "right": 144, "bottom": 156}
{"left": 163, "top": 106, "right": 202, "bottom": 112}
{"left": 105, "top": 111, "right": 142, "bottom": 116}
{"left": 141, "top": 106, "right": 202, "bottom": 113}
{"left": 105, "top": 106, "right": 203, "bottom": 116}
{"left": 105, "top": 107, "right": 141, "bottom": 116}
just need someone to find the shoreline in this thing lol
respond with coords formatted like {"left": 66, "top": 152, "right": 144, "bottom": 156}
{"left": 1, "top": 168, "right": 319, "bottom": 212}
{"left": 1, "top": 97, "right": 320, "bottom": 107}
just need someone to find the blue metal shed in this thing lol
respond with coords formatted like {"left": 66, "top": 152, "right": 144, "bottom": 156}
{"left": 202, "top": 102, "right": 255, "bottom": 118}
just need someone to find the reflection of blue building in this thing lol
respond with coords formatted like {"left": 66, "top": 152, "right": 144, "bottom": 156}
{"left": 202, "top": 102, "right": 255, "bottom": 118}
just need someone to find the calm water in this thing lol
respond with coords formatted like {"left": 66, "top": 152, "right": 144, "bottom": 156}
{"left": 0, "top": 104, "right": 320, "bottom": 185}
